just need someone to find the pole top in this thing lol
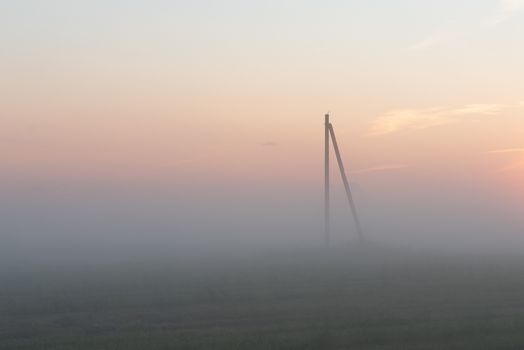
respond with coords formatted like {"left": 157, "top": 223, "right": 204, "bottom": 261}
{"left": 325, "top": 113, "right": 329, "bottom": 123}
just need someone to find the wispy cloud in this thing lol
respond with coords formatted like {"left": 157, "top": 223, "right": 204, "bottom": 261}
{"left": 350, "top": 164, "right": 409, "bottom": 175}
{"left": 173, "top": 156, "right": 208, "bottom": 167}
{"left": 487, "top": 148, "right": 524, "bottom": 154}
{"left": 260, "top": 141, "right": 278, "bottom": 147}
{"left": 487, "top": 146, "right": 524, "bottom": 172}
{"left": 173, "top": 150, "right": 228, "bottom": 168}
{"left": 497, "top": 160, "right": 524, "bottom": 172}
{"left": 489, "top": 0, "right": 524, "bottom": 25}
{"left": 367, "top": 104, "right": 505, "bottom": 137}
{"left": 410, "top": 1, "right": 524, "bottom": 50}
{"left": 409, "top": 28, "right": 455, "bottom": 51}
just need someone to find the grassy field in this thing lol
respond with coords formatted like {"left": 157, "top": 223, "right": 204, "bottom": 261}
{"left": 3, "top": 245, "right": 524, "bottom": 349}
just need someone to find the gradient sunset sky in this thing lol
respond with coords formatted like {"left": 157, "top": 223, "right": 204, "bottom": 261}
{"left": 1, "top": 1, "right": 523, "bottom": 257}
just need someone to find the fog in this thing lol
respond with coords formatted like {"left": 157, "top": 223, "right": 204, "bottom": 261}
{"left": 3, "top": 1, "right": 524, "bottom": 348}
{"left": 1, "top": 168, "right": 522, "bottom": 269}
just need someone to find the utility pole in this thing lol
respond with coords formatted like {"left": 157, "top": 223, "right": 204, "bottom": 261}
{"left": 324, "top": 114, "right": 365, "bottom": 243}
{"left": 324, "top": 114, "right": 330, "bottom": 246}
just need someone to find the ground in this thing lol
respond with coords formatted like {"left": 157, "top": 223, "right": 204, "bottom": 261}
{"left": 3, "top": 245, "right": 524, "bottom": 349}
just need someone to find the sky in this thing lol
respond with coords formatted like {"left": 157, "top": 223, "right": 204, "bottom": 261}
{"left": 1, "top": 1, "right": 523, "bottom": 262}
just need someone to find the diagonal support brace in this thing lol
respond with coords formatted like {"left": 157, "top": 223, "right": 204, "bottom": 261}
{"left": 328, "top": 123, "right": 365, "bottom": 241}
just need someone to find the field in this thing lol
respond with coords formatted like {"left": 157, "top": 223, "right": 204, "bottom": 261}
{"left": 3, "top": 245, "right": 524, "bottom": 349}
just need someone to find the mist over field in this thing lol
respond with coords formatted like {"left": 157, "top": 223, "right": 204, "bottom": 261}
{"left": 1, "top": 165, "right": 523, "bottom": 350}
{"left": 2, "top": 0, "right": 524, "bottom": 349}
{"left": 1, "top": 171, "right": 522, "bottom": 267}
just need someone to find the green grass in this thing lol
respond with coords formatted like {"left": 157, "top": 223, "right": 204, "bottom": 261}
{"left": 3, "top": 246, "right": 524, "bottom": 349}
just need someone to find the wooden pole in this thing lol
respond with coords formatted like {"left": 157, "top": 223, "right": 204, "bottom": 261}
{"left": 324, "top": 114, "right": 330, "bottom": 246}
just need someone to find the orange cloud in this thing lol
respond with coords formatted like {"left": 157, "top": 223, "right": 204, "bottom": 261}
{"left": 488, "top": 148, "right": 524, "bottom": 154}
{"left": 350, "top": 164, "right": 409, "bottom": 175}
{"left": 367, "top": 104, "right": 505, "bottom": 136}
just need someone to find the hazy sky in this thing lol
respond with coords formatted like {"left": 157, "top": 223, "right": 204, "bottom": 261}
{"left": 1, "top": 1, "right": 523, "bottom": 261}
